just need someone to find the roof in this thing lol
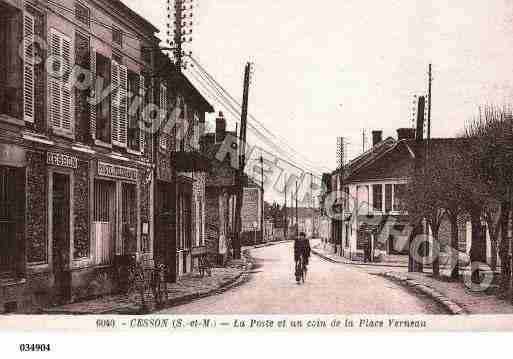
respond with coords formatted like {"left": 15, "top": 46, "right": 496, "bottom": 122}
{"left": 107, "top": 0, "right": 160, "bottom": 34}
{"left": 342, "top": 137, "right": 470, "bottom": 183}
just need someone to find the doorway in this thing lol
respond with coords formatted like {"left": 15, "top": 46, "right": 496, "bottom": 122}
{"left": 94, "top": 180, "right": 115, "bottom": 265}
{"left": 156, "top": 182, "right": 176, "bottom": 282}
{"left": 0, "top": 166, "right": 18, "bottom": 277}
{"left": 52, "top": 173, "right": 71, "bottom": 302}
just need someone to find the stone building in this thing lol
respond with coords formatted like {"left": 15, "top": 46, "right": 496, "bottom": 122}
{"left": 0, "top": 0, "right": 161, "bottom": 313}
{"left": 202, "top": 112, "right": 238, "bottom": 265}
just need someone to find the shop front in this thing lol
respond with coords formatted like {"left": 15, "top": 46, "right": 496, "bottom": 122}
{"left": 0, "top": 143, "right": 27, "bottom": 313}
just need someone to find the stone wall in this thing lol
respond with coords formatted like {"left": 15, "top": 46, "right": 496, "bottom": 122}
{"left": 26, "top": 151, "right": 47, "bottom": 264}
{"left": 73, "top": 159, "right": 90, "bottom": 259}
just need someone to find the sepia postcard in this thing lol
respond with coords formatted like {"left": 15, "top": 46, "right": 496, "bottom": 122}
{"left": 3, "top": 0, "right": 513, "bottom": 350}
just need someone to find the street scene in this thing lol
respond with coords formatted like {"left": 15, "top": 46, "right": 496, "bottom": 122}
{"left": 2, "top": 0, "right": 513, "bottom": 325}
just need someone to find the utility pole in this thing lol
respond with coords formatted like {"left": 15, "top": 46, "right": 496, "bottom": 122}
{"left": 296, "top": 180, "right": 299, "bottom": 238}
{"left": 284, "top": 180, "right": 287, "bottom": 240}
{"left": 166, "top": 0, "right": 195, "bottom": 70}
{"left": 234, "top": 62, "right": 253, "bottom": 259}
{"left": 310, "top": 172, "right": 314, "bottom": 238}
{"left": 427, "top": 64, "right": 432, "bottom": 142}
{"left": 260, "top": 155, "right": 264, "bottom": 244}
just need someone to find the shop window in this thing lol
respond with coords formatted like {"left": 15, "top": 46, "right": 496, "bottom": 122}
{"left": 372, "top": 184, "right": 382, "bottom": 212}
{"left": 385, "top": 184, "right": 393, "bottom": 213}
{"left": 0, "top": 167, "right": 18, "bottom": 274}
{"left": 0, "top": 6, "right": 23, "bottom": 120}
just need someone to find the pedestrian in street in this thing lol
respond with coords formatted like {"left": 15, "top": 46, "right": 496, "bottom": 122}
{"left": 294, "top": 232, "right": 311, "bottom": 283}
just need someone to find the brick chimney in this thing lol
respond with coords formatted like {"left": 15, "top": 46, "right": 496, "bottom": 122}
{"left": 416, "top": 96, "right": 426, "bottom": 142}
{"left": 372, "top": 130, "right": 383, "bottom": 147}
{"left": 215, "top": 111, "right": 226, "bottom": 143}
{"left": 397, "top": 128, "right": 416, "bottom": 141}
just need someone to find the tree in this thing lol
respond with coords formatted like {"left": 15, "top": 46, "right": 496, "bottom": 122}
{"left": 466, "top": 105, "right": 513, "bottom": 293}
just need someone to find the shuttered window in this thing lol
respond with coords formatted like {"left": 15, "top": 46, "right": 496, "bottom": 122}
{"left": 159, "top": 83, "right": 168, "bottom": 149}
{"left": 89, "top": 48, "right": 97, "bottom": 139}
{"left": 23, "top": 13, "right": 35, "bottom": 123}
{"left": 48, "top": 29, "right": 73, "bottom": 132}
{"left": 111, "top": 60, "right": 128, "bottom": 147}
{"left": 127, "top": 71, "right": 141, "bottom": 152}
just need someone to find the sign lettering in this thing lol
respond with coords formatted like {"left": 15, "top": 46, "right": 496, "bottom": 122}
{"left": 47, "top": 152, "right": 78, "bottom": 169}
{"left": 98, "top": 161, "right": 138, "bottom": 181}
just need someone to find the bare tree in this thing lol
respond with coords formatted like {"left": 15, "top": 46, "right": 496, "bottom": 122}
{"left": 466, "top": 105, "right": 513, "bottom": 293}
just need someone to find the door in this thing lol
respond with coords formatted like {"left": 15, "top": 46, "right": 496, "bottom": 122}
{"left": 94, "top": 180, "right": 115, "bottom": 265}
{"left": 0, "top": 167, "right": 18, "bottom": 278}
{"left": 52, "top": 173, "right": 71, "bottom": 302}
{"left": 156, "top": 183, "right": 176, "bottom": 282}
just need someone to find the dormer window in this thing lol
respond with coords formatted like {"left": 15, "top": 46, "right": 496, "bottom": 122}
{"left": 75, "top": 2, "right": 90, "bottom": 27}
{"left": 112, "top": 26, "right": 123, "bottom": 47}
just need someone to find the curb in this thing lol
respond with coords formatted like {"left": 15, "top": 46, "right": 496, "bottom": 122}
{"left": 380, "top": 272, "right": 467, "bottom": 315}
{"left": 311, "top": 248, "right": 408, "bottom": 269}
{"left": 42, "top": 253, "right": 256, "bottom": 315}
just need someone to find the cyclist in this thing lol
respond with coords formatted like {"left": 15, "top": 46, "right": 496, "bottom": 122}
{"left": 294, "top": 232, "right": 311, "bottom": 282}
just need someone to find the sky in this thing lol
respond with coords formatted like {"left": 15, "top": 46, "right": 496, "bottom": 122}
{"left": 123, "top": 0, "right": 513, "bottom": 174}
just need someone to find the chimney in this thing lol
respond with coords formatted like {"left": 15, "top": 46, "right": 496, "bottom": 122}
{"left": 215, "top": 111, "right": 226, "bottom": 143}
{"left": 397, "top": 128, "right": 416, "bottom": 141}
{"left": 416, "top": 96, "right": 426, "bottom": 141}
{"left": 372, "top": 130, "right": 383, "bottom": 147}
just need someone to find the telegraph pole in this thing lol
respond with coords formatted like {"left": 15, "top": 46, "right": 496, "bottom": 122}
{"left": 234, "top": 62, "right": 253, "bottom": 259}
{"left": 295, "top": 180, "right": 299, "bottom": 238}
{"left": 260, "top": 155, "right": 264, "bottom": 244}
{"left": 284, "top": 181, "right": 287, "bottom": 240}
{"left": 427, "top": 64, "right": 432, "bottom": 141}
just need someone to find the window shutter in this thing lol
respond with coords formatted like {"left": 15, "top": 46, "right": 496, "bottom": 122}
{"left": 111, "top": 60, "right": 120, "bottom": 145}
{"left": 90, "top": 48, "right": 97, "bottom": 139}
{"left": 61, "top": 36, "right": 72, "bottom": 130}
{"left": 159, "top": 83, "right": 167, "bottom": 149}
{"left": 48, "top": 29, "right": 73, "bottom": 132}
{"left": 139, "top": 74, "right": 145, "bottom": 152}
{"left": 118, "top": 64, "right": 128, "bottom": 146}
{"left": 23, "top": 13, "right": 35, "bottom": 123}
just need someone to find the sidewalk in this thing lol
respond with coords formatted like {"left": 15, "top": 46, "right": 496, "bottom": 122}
{"left": 311, "top": 242, "right": 409, "bottom": 268}
{"left": 42, "top": 240, "right": 291, "bottom": 315}
{"left": 382, "top": 271, "right": 513, "bottom": 315}
{"left": 43, "top": 258, "right": 250, "bottom": 315}
{"left": 311, "top": 241, "right": 513, "bottom": 314}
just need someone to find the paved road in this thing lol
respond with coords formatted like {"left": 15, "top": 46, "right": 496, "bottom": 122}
{"left": 159, "top": 242, "right": 446, "bottom": 314}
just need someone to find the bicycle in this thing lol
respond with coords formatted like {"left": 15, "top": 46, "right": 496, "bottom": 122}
{"left": 295, "top": 255, "right": 307, "bottom": 284}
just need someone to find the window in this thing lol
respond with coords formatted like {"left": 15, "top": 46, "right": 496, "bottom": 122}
{"left": 111, "top": 59, "right": 128, "bottom": 147}
{"left": 48, "top": 29, "right": 73, "bottom": 133}
{"left": 127, "top": 71, "right": 142, "bottom": 151}
{"left": 344, "top": 187, "right": 350, "bottom": 211}
{"left": 159, "top": 83, "right": 168, "bottom": 149}
{"left": 112, "top": 26, "right": 123, "bottom": 47}
{"left": 92, "top": 52, "right": 111, "bottom": 142}
{"left": 75, "top": 2, "right": 90, "bottom": 27}
{"left": 394, "top": 184, "right": 406, "bottom": 212}
{"left": 385, "top": 184, "right": 393, "bottom": 213}
{"left": 372, "top": 184, "right": 382, "bottom": 212}
{"left": 0, "top": 7, "right": 23, "bottom": 120}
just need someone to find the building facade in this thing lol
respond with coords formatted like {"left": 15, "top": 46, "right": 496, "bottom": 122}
{"left": 0, "top": 0, "right": 160, "bottom": 312}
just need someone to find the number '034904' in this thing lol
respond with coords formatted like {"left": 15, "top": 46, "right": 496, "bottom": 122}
{"left": 19, "top": 344, "right": 51, "bottom": 352}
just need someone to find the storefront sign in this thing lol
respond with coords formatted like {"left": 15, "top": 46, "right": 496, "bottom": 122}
{"left": 0, "top": 144, "right": 26, "bottom": 167}
{"left": 47, "top": 152, "right": 78, "bottom": 169}
{"left": 98, "top": 161, "right": 138, "bottom": 181}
